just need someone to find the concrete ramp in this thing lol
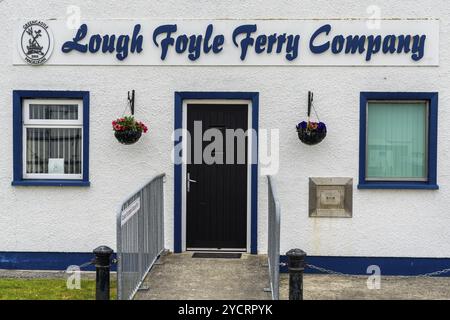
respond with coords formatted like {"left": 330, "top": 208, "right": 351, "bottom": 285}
{"left": 134, "top": 252, "right": 271, "bottom": 300}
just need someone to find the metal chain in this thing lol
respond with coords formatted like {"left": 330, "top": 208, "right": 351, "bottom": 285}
{"left": 69, "top": 258, "right": 117, "bottom": 270}
{"left": 409, "top": 268, "right": 450, "bottom": 278}
{"left": 310, "top": 102, "right": 321, "bottom": 123}
{"left": 78, "top": 259, "right": 95, "bottom": 269}
{"left": 307, "top": 264, "right": 364, "bottom": 279}
{"left": 307, "top": 263, "right": 450, "bottom": 279}
{"left": 121, "top": 99, "right": 132, "bottom": 117}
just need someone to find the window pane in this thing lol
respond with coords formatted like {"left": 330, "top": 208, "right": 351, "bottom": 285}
{"left": 26, "top": 128, "right": 82, "bottom": 175}
{"left": 29, "top": 104, "right": 78, "bottom": 120}
{"left": 367, "top": 102, "right": 427, "bottom": 180}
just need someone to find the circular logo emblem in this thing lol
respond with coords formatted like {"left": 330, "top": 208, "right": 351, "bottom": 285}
{"left": 19, "top": 20, "right": 54, "bottom": 65}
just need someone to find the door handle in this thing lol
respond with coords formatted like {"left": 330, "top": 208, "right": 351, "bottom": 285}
{"left": 187, "top": 173, "right": 197, "bottom": 192}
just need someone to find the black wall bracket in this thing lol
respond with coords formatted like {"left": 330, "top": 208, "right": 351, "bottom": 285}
{"left": 128, "top": 90, "right": 135, "bottom": 115}
{"left": 308, "top": 91, "right": 313, "bottom": 118}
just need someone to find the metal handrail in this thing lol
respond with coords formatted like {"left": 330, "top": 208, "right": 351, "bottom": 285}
{"left": 116, "top": 173, "right": 166, "bottom": 300}
{"left": 267, "top": 175, "right": 281, "bottom": 300}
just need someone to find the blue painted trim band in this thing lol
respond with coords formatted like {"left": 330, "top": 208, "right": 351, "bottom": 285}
{"left": 82, "top": 92, "right": 90, "bottom": 183}
{"left": 174, "top": 92, "right": 183, "bottom": 254}
{"left": 3, "top": 251, "right": 448, "bottom": 276}
{"left": 359, "top": 92, "right": 439, "bottom": 190}
{"left": 12, "top": 180, "right": 91, "bottom": 187}
{"left": 12, "top": 90, "right": 90, "bottom": 187}
{"left": 0, "top": 252, "right": 117, "bottom": 272}
{"left": 358, "top": 183, "right": 439, "bottom": 190}
{"left": 173, "top": 92, "right": 259, "bottom": 254}
{"left": 250, "top": 93, "right": 259, "bottom": 255}
{"left": 280, "top": 255, "right": 450, "bottom": 277}
{"left": 12, "top": 91, "right": 23, "bottom": 183}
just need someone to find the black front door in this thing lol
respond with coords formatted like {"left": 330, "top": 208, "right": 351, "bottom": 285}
{"left": 186, "top": 104, "right": 248, "bottom": 250}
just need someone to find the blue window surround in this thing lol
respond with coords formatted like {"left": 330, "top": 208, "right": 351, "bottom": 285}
{"left": 174, "top": 92, "right": 259, "bottom": 254}
{"left": 12, "top": 90, "right": 90, "bottom": 187}
{"left": 359, "top": 92, "right": 438, "bottom": 190}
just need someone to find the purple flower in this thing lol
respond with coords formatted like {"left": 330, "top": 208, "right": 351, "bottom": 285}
{"left": 296, "top": 121, "right": 326, "bottom": 131}
{"left": 318, "top": 122, "right": 327, "bottom": 131}
{"left": 296, "top": 121, "right": 308, "bottom": 129}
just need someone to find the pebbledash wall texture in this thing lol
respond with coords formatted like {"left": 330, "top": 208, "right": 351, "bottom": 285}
{"left": 0, "top": 0, "right": 450, "bottom": 273}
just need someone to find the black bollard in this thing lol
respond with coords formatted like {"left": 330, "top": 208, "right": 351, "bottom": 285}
{"left": 286, "top": 248, "right": 307, "bottom": 300}
{"left": 93, "top": 246, "right": 114, "bottom": 300}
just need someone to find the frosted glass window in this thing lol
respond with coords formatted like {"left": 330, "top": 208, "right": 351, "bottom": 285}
{"left": 366, "top": 101, "right": 428, "bottom": 181}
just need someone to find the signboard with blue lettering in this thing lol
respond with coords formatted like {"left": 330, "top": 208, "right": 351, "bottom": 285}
{"left": 14, "top": 19, "right": 439, "bottom": 66}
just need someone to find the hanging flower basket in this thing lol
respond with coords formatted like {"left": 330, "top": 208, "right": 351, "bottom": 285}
{"left": 296, "top": 91, "right": 327, "bottom": 146}
{"left": 296, "top": 121, "right": 327, "bottom": 146}
{"left": 112, "top": 116, "right": 148, "bottom": 145}
{"left": 114, "top": 130, "right": 142, "bottom": 145}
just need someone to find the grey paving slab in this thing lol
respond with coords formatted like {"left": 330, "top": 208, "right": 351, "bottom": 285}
{"left": 134, "top": 253, "right": 272, "bottom": 300}
{"left": 280, "top": 274, "right": 450, "bottom": 300}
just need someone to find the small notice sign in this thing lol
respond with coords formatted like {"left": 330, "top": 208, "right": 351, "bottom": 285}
{"left": 121, "top": 198, "right": 141, "bottom": 226}
{"left": 48, "top": 158, "right": 65, "bottom": 174}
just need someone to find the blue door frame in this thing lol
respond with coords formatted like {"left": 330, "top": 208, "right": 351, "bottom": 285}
{"left": 174, "top": 92, "right": 259, "bottom": 254}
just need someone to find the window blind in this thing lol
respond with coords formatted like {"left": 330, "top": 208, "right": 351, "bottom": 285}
{"left": 26, "top": 128, "right": 82, "bottom": 175}
{"left": 29, "top": 104, "right": 78, "bottom": 120}
{"left": 367, "top": 101, "right": 427, "bottom": 180}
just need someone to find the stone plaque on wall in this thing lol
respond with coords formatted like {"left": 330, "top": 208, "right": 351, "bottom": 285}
{"left": 309, "top": 178, "right": 353, "bottom": 218}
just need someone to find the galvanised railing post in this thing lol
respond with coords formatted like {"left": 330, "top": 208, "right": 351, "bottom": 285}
{"left": 267, "top": 176, "right": 281, "bottom": 300}
{"left": 286, "top": 248, "right": 307, "bottom": 300}
{"left": 116, "top": 173, "right": 166, "bottom": 300}
{"left": 93, "top": 245, "right": 114, "bottom": 300}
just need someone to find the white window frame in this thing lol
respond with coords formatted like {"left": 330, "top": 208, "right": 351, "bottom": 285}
{"left": 22, "top": 99, "right": 84, "bottom": 180}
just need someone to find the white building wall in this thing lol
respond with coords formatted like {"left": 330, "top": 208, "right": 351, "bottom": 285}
{"left": 0, "top": 0, "right": 449, "bottom": 257}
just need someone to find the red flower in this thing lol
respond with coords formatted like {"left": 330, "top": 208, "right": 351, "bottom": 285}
{"left": 112, "top": 116, "right": 148, "bottom": 134}
{"left": 139, "top": 122, "right": 148, "bottom": 133}
{"left": 307, "top": 122, "right": 318, "bottom": 130}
